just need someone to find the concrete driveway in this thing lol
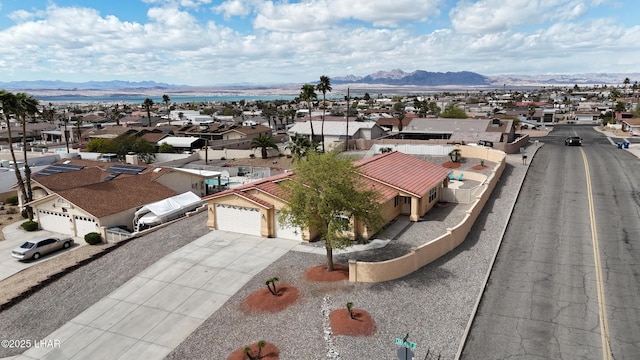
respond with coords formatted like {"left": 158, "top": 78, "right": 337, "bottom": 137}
{"left": 12, "top": 230, "right": 301, "bottom": 360}
{"left": 0, "top": 221, "right": 82, "bottom": 281}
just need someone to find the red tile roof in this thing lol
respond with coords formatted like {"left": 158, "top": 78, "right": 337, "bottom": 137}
{"left": 205, "top": 152, "right": 447, "bottom": 206}
{"left": 354, "top": 151, "right": 449, "bottom": 197}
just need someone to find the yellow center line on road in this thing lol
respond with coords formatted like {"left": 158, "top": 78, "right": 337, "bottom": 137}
{"left": 580, "top": 148, "right": 613, "bottom": 360}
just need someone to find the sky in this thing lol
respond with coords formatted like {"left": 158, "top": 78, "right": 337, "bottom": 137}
{"left": 0, "top": 0, "right": 638, "bottom": 86}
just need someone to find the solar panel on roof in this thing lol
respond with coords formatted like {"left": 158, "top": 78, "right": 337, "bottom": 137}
{"left": 33, "top": 163, "right": 85, "bottom": 177}
{"left": 106, "top": 164, "right": 147, "bottom": 175}
{"left": 54, "top": 163, "right": 85, "bottom": 170}
{"left": 104, "top": 173, "right": 120, "bottom": 181}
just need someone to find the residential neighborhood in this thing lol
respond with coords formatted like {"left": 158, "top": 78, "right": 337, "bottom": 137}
{"left": 1, "top": 82, "right": 640, "bottom": 360}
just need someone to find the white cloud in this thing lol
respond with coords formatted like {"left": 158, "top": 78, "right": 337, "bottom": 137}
{"left": 450, "top": 0, "right": 596, "bottom": 34}
{"left": 142, "top": 0, "right": 212, "bottom": 8}
{"left": 214, "top": 0, "right": 252, "bottom": 19}
{"left": 0, "top": 0, "right": 638, "bottom": 85}
{"left": 253, "top": 0, "right": 444, "bottom": 32}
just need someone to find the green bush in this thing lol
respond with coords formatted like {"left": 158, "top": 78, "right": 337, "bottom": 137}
{"left": 20, "top": 221, "right": 39, "bottom": 231}
{"left": 5, "top": 195, "right": 18, "bottom": 205}
{"left": 84, "top": 232, "right": 102, "bottom": 245}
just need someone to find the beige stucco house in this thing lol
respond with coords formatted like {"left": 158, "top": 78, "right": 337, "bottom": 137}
{"left": 23, "top": 160, "right": 178, "bottom": 239}
{"left": 202, "top": 151, "right": 450, "bottom": 241}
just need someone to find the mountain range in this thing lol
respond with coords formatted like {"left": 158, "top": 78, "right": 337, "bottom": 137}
{"left": 332, "top": 69, "right": 491, "bottom": 86}
{"left": 1, "top": 70, "right": 638, "bottom": 93}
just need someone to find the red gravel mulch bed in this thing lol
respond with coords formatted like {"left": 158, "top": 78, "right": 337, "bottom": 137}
{"left": 227, "top": 342, "right": 280, "bottom": 360}
{"left": 330, "top": 308, "right": 376, "bottom": 336}
{"left": 241, "top": 284, "right": 300, "bottom": 314}
{"left": 304, "top": 264, "right": 349, "bottom": 282}
{"left": 471, "top": 165, "right": 489, "bottom": 170}
{"left": 442, "top": 161, "right": 461, "bottom": 169}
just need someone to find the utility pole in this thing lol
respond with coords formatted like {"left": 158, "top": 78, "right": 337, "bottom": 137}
{"left": 344, "top": 87, "right": 350, "bottom": 152}
{"left": 64, "top": 109, "right": 70, "bottom": 153}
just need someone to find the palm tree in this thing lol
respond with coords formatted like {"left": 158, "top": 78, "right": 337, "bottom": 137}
{"left": 1, "top": 91, "right": 39, "bottom": 220}
{"left": 19, "top": 93, "right": 40, "bottom": 219}
{"left": 250, "top": 133, "right": 278, "bottom": 159}
{"left": 316, "top": 75, "right": 332, "bottom": 152}
{"left": 393, "top": 101, "right": 406, "bottom": 131}
{"left": 162, "top": 94, "right": 171, "bottom": 124}
{"left": 299, "top": 84, "right": 317, "bottom": 141}
{"left": 111, "top": 104, "right": 122, "bottom": 126}
{"left": 143, "top": 98, "right": 154, "bottom": 126}
{"left": 74, "top": 116, "right": 83, "bottom": 144}
{"left": 285, "top": 133, "right": 315, "bottom": 161}
{"left": 0, "top": 91, "right": 27, "bottom": 211}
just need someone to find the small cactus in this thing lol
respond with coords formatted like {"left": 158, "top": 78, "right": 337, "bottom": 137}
{"left": 346, "top": 302, "right": 354, "bottom": 319}
{"left": 265, "top": 277, "right": 279, "bottom": 295}
{"left": 243, "top": 340, "right": 266, "bottom": 360}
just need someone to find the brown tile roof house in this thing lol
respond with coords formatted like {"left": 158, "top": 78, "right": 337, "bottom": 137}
{"left": 55, "top": 173, "right": 177, "bottom": 218}
{"left": 182, "top": 124, "right": 272, "bottom": 140}
{"left": 139, "top": 131, "right": 170, "bottom": 144}
{"left": 203, "top": 152, "right": 450, "bottom": 241}
{"left": 26, "top": 160, "right": 178, "bottom": 238}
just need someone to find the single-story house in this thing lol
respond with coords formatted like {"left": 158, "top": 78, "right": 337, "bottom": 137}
{"left": 620, "top": 118, "right": 640, "bottom": 136}
{"left": 203, "top": 151, "right": 450, "bottom": 241}
{"left": 574, "top": 111, "right": 600, "bottom": 123}
{"left": 154, "top": 167, "right": 223, "bottom": 197}
{"left": 156, "top": 136, "right": 207, "bottom": 152}
{"left": 182, "top": 124, "right": 272, "bottom": 141}
{"left": 287, "top": 120, "right": 388, "bottom": 150}
{"left": 22, "top": 159, "right": 179, "bottom": 238}
{"left": 400, "top": 118, "right": 516, "bottom": 145}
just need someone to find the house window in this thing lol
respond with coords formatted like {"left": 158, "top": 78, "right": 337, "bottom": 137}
{"left": 394, "top": 196, "right": 399, "bottom": 207}
{"left": 404, "top": 197, "right": 411, "bottom": 204}
{"left": 429, "top": 187, "right": 437, "bottom": 202}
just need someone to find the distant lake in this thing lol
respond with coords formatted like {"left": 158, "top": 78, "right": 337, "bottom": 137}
{"left": 36, "top": 94, "right": 300, "bottom": 104}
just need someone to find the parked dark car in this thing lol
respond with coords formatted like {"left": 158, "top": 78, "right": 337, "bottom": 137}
{"left": 11, "top": 237, "right": 74, "bottom": 260}
{"left": 565, "top": 136, "right": 582, "bottom": 146}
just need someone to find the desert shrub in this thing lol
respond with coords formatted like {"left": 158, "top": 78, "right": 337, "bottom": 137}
{"left": 84, "top": 232, "right": 102, "bottom": 245}
{"left": 5, "top": 196, "right": 18, "bottom": 205}
{"left": 20, "top": 221, "right": 39, "bottom": 231}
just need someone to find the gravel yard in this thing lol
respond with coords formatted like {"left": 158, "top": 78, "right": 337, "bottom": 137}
{"left": 0, "top": 212, "right": 209, "bottom": 358}
{"left": 0, "top": 149, "right": 530, "bottom": 360}
{"left": 167, "top": 155, "right": 527, "bottom": 360}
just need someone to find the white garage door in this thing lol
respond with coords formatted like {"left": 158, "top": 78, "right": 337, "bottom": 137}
{"left": 74, "top": 215, "right": 99, "bottom": 238}
{"left": 215, "top": 204, "right": 262, "bottom": 236}
{"left": 275, "top": 212, "right": 304, "bottom": 241}
{"left": 37, "top": 210, "right": 72, "bottom": 235}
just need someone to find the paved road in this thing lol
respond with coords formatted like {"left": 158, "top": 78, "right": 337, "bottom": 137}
{"left": 461, "top": 125, "right": 640, "bottom": 359}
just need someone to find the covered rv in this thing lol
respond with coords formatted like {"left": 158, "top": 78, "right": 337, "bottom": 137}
{"left": 133, "top": 191, "right": 203, "bottom": 232}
